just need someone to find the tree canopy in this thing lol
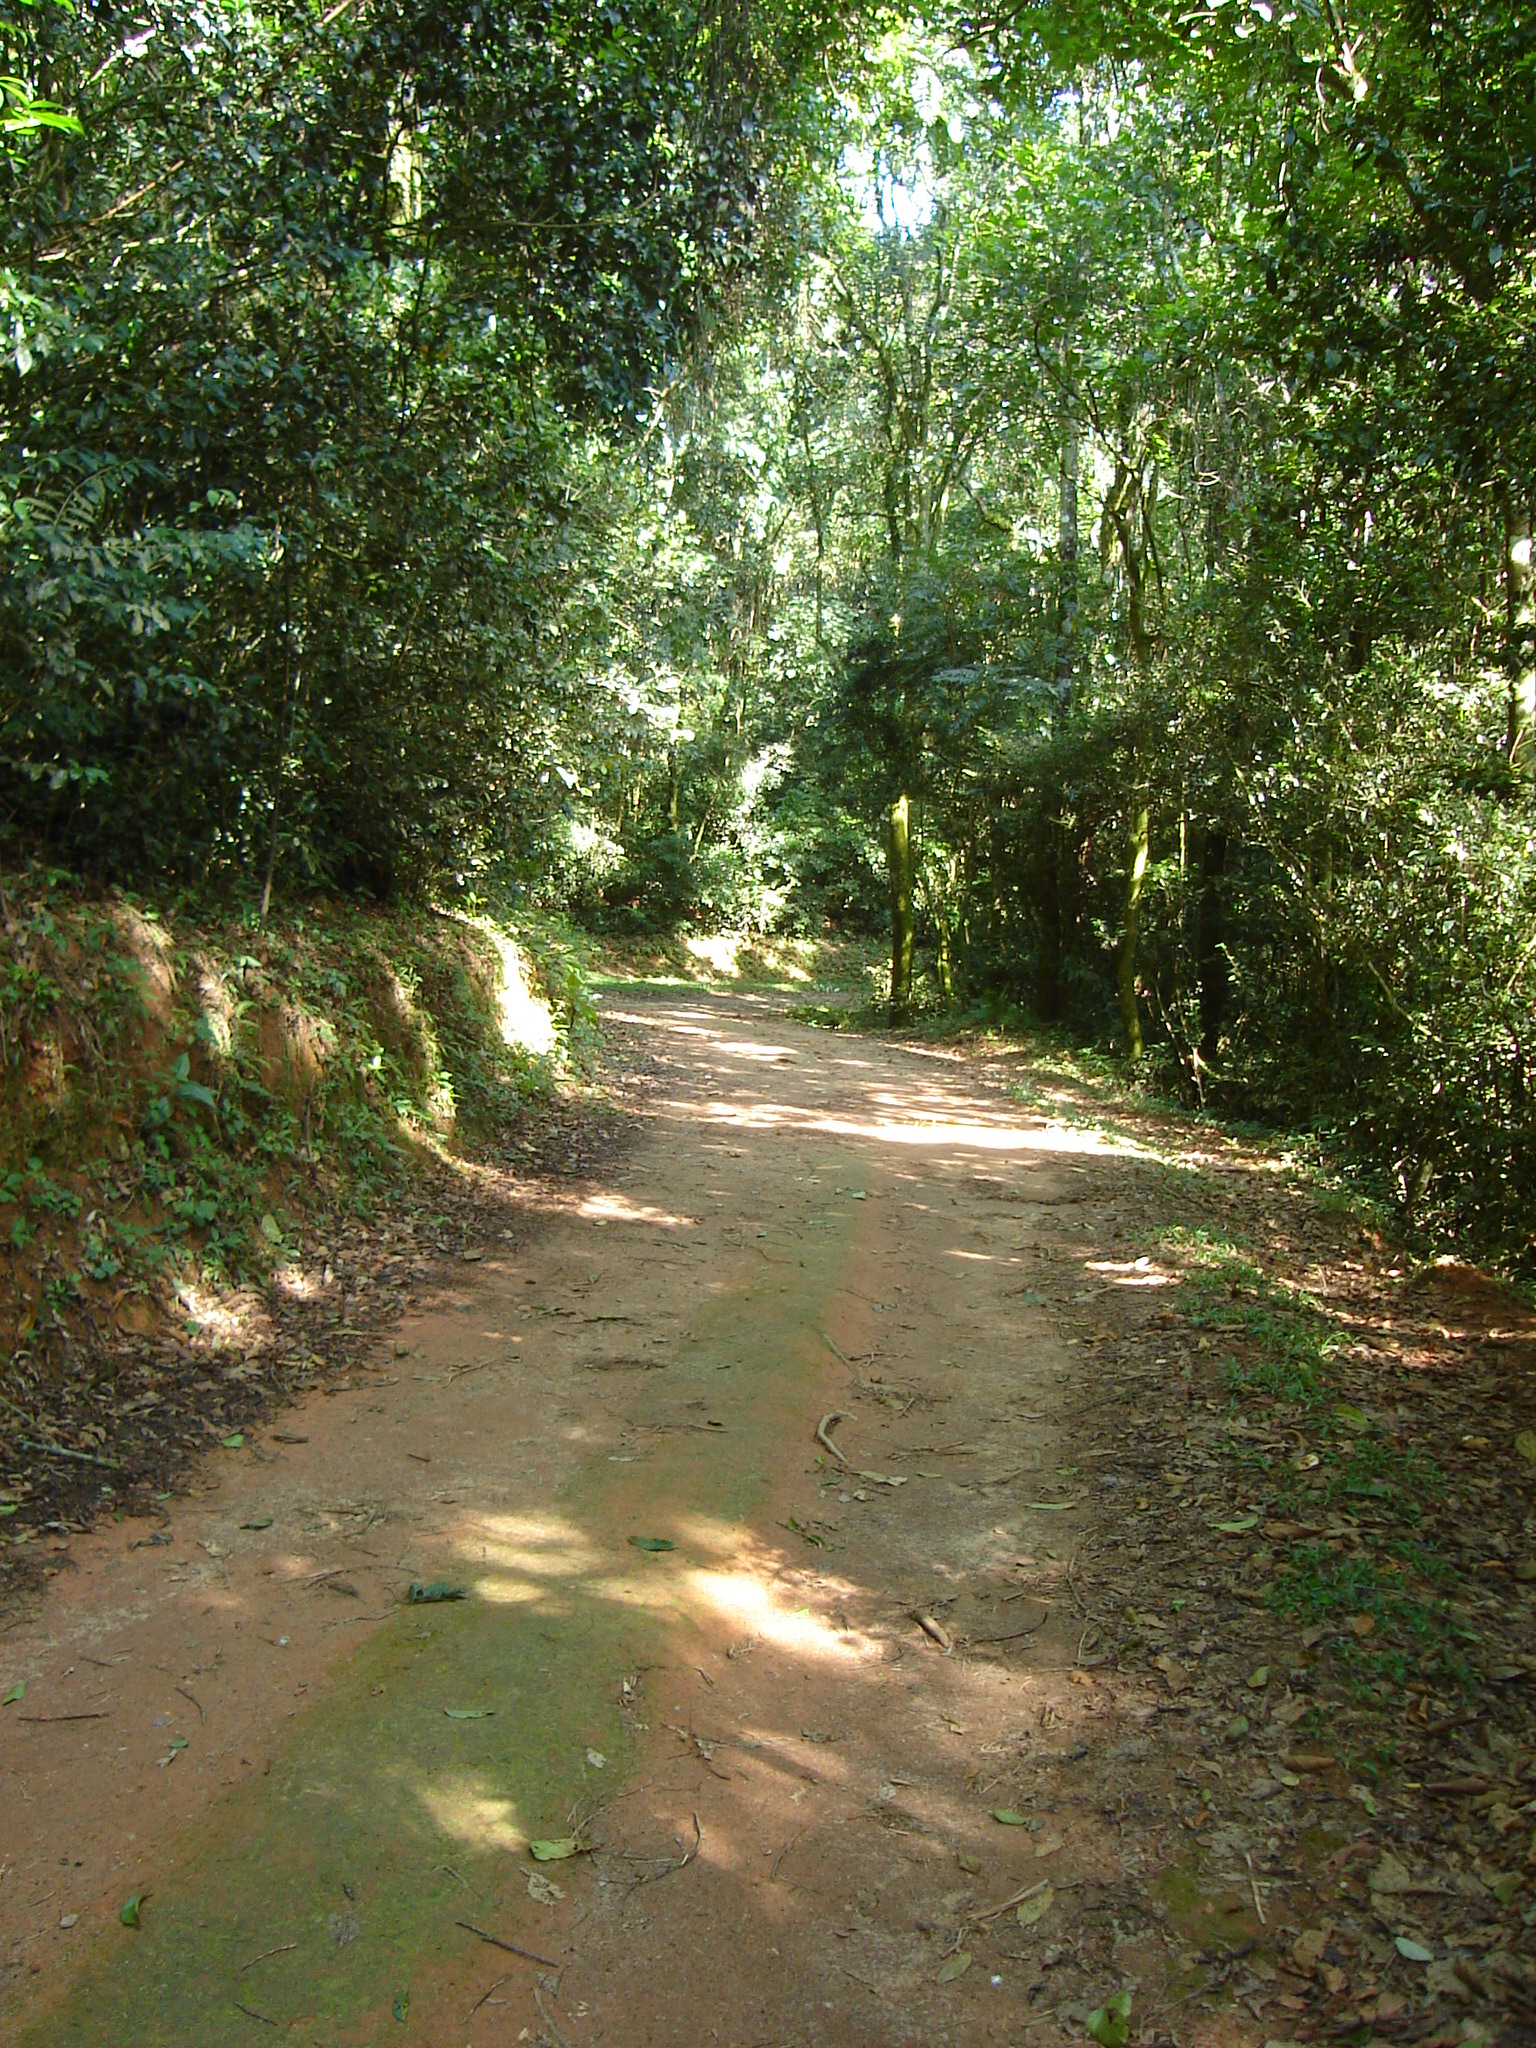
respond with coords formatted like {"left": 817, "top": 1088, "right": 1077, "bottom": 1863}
{"left": 4, "top": 0, "right": 1535, "bottom": 1265}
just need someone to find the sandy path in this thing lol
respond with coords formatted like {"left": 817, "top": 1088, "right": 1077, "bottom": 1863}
{"left": 1, "top": 990, "right": 1186, "bottom": 2047}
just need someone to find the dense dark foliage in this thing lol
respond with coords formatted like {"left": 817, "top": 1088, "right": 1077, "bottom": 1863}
{"left": 4, "top": 0, "right": 1535, "bottom": 1265}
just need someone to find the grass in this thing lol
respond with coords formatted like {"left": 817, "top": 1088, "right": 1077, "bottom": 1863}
{"left": 1156, "top": 1226, "right": 1339, "bottom": 1410}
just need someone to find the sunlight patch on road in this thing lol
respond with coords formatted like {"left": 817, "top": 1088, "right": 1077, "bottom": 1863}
{"left": 578, "top": 1192, "right": 696, "bottom": 1228}
{"left": 451, "top": 1511, "right": 602, "bottom": 1580}
{"left": 417, "top": 1773, "right": 527, "bottom": 1854}
{"left": 682, "top": 1568, "right": 876, "bottom": 1664}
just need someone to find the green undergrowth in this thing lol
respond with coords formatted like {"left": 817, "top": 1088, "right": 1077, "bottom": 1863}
{"left": 1159, "top": 1226, "right": 1341, "bottom": 1407}
{"left": 1152, "top": 1226, "right": 1470, "bottom": 1696}
{"left": 0, "top": 863, "right": 592, "bottom": 1356}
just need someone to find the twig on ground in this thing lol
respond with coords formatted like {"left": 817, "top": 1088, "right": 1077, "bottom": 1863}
{"left": 176, "top": 1684, "right": 204, "bottom": 1723}
{"left": 534, "top": 1985, "right": 572, "bottom": 2048}
{"left": 816, "top": 1411, "right": 851, "bottom": 1466}
{"left": 455, "top": 1920, "right": 559, "bottom": 1968}
{"left": 240, "top": 1942, "right": 298, "bottom": 1972}
{"left": 465, "top": 1974, "right": 508, "bottom": 2021}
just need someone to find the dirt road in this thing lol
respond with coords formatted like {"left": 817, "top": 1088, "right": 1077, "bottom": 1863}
{"left": 3, "top": 990, "right": 1530, "bottom": 2046}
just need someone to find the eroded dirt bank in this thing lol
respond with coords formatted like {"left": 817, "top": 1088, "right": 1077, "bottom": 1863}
{"left": 2, "top": 991, "right": 1534, "bottom": 2047}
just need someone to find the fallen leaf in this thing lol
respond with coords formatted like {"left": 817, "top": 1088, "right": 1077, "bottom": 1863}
{"left": 1514, "top": 1430, "right": 1536, "bottom": 1466}
{"left": 59, "top": 1913, "right": 77, "bottom": 1929}
{"left": 1213, "top": 1514, "right": 1259, "bottom": 1534}
{"left": 937, "top": 1951, "right": 972, "bottom": 1982}
{"left": 445, "top": 1708, "right": 495, "bottom": 1720}
{"left": 1087, "top": 1988, "right": 1133, "bottom": 2048}
{"left": 1292, "top": 1927, "right": 1329, "bottom": 1974}
{"left": 1248, "top": 1665, "right": 1270, "bottom": 1689}
{"left": 391, "top": 1991, "right": 409, "bottom": 2023}
{"left": 1017, "top": 1881, "right": 1054, "bottom": 1926}
{"left": 1022, "top": 1499, "right": 1079, "bottom": 1512}
{"left": 1349, "top": 1613, "right": 1375, "bottom": 1638}
{"left": 240, "top": 1516, "right": 274, "bottom": 1531}
{"left": 1034, "top": 1828, "right": 1065, "bottom": 1857}
{"left": 586, "top": 1749, "right": 606, "bottom": 1769}
{"left": 1153, "top": 1653, "right": 1186, "bottom": 1694}
{"left": 1488, "top": 1872, "right": 1523, "bottom": 1905}
{"left": 2, "top": 1681, "right": 23, "bottom": 1706}
{"left": 1395, "top": 1935, "right": 1434, "bottom": 1963}
{"left": 1368, "top": 1854, "right": 1413, "bottom": 1898}
{"left": 956, "top": 1850, "right": 980, "bottom": 1874}
{"left": 992, "top": 1808, "right": 1028, "bottom": 1827}
{"left": 120, "top": 1893, "right": 143, "bottom": 1928}
{"left": 527, "top": 1871, "right": 564, "bottom": 1905}
{"left": 917, "top": 1614, "right": 953, "bottom": 1652}
{"left": 629, "top": 1536, "right": 676, "bottom": 1553}
{"left": 406, "top": 1581, "right": 466, "bottom": 1603}
{"left": 1283, "top": 1749, "right": 1334, "bottom": 1773}
{"left": 220, "top": 1433, "right": 244, "bottom": 1449}
{"left": 259, "top": 1213, "right": 283, "bottom": 1244}
{"left": 1349, "top": 1784, "right": 1379, "bottom": 1817}
{"left": 1333, "top": 1404, "right": 1372, "bottom": 1434}
{"left": 529, "top": 1838, "right": 579, "bottom": 1862}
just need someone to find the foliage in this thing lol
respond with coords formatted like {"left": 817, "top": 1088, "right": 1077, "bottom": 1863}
{"left": 3, "top": 0, "right": 1535, "bottom": 1268}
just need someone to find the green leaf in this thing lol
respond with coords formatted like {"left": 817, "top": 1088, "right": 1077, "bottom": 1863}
{"left": 991, "top": 1807, "right": 1028, "bottom": 1826}
{"left": 220, "top": 1432, "right": 244, "bottom": 1449}
{"left": 1212, "top": 1513, "right": 1259, "bottom": 1533}
{"left": 120, "top": 1893, "right": 143, "bottom": 1928}
{"left": 1515, "top": 1430, "right": 1536, "bottom": 1467}
{"left": 1086, "top": 1989, "right": 1132, "bottom": 2047}
{"left": 240, "top": 1516, "right": 273, "bottom": 1530}
{"left": 392, "top": 1992, "right": 409, "bottom": 2022}
{"left": 528, "top": 1837, "right": 579, "bottom": 1862}
{"left": 1395, "top": 1936, "right": 1434, "bottom": 1962}
{"left": 2, "top": 1680, "right": 24, "bottom": 1705}
{"left": 259, "top": 1213, "right": 283, "bottom": 1244}
{"left": 445, "top": 1707, "right": 495, "bottom": 1719}
{"left": 1017, "top": 1881, "right": 1054, "bottom": 1926}
{"left": 176, "top": 1080, "right": 218, "bottom": 1109}
{"left": 1022, "top": 1499, "right": 1079, "bottom": 1512}
{"left": 937, "top": 1950, "right": 972, "bottom": 1981}
{"left": 628, "top": 1535, "right": 675, "bottom": 1552}
{"left": 407, "top": 1580, "right": 466, "bottom": 1603}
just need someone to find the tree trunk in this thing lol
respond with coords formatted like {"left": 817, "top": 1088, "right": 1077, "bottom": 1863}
{"left": 888, "top": 794, "right": 914, "bottom": 1021}
{"left": 1055, "top": 403, "right": 1079, "bottom": 696}
{"left": 1197, "top": 826, "right": 1228, "bottom": 1067}
{"left": 1507, "top": 489, "right": 1535, "bottom": 784}
{"left": 1034, "top": 404, "right": 1078, "bottom": 1022}
{"left": 1118, "top": 802, "right": 1150, "bottom": 1059}
{"left": 1036, "top": 824, "right": 1062, "bottom": 1021}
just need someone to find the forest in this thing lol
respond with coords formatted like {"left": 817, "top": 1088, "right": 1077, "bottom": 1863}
{"left": 3, "top": 0, "right": 1535, "bottom": 1270}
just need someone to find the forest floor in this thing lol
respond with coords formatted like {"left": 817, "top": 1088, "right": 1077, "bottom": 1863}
{"left": 2, "top": 985, "right": 1535, "bottom": 2048}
